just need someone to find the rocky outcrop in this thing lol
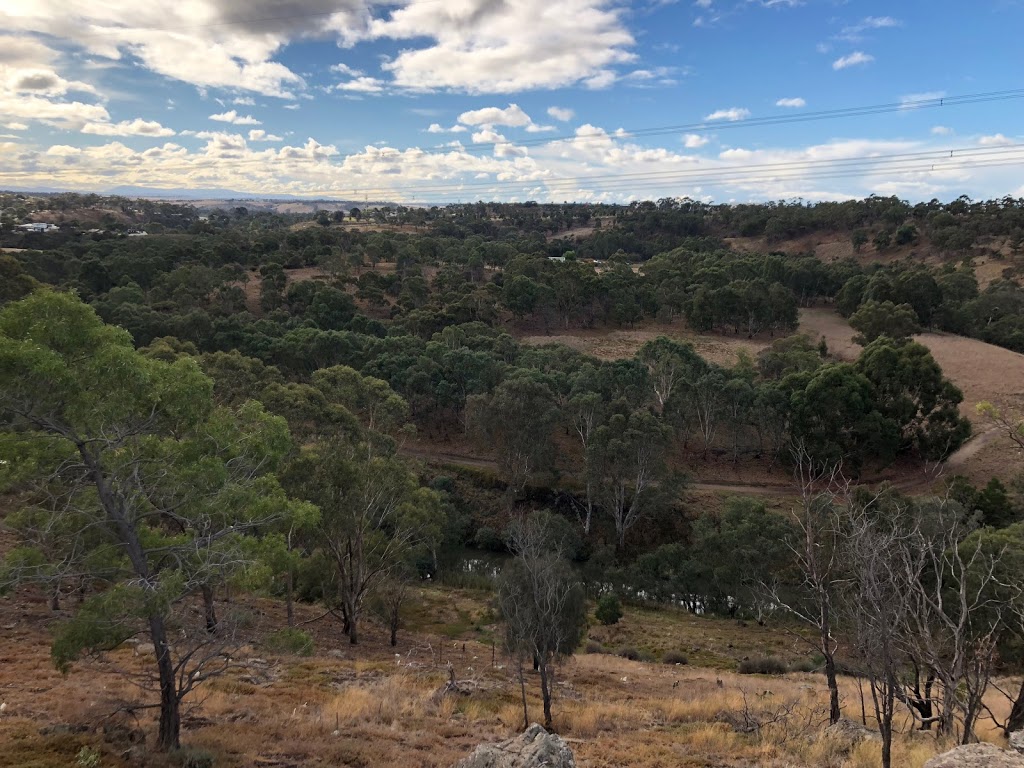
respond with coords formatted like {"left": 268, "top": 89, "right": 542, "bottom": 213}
{"left": 822, "top": 718, "right": 881, "bottom": 750}
{"left": 454, "top": 724, "right": 576, "bottom": 768}
{"left": 924, "top": 743, "right": 1024, "bottom": 768}
{"left": 1010, "top": 731, "right": 1024, "bottom": 755}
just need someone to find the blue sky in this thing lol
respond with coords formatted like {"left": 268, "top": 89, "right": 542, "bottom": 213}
{"left": 1, "top": 0, "right": 1022, "bottom": 202}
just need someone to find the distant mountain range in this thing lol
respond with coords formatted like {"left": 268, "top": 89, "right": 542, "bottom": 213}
{"left": 2, "top": 184, "right": 403, "bottom": 208}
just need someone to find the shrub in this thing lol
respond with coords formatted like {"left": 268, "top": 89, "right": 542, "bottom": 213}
{"left": 173, "top": 748, "right": 215, "bottom": 768}
{"left": 263, "top": 627, "right": 314, "bottom": 656}
{"left": 662, "top": 651, "right": 689, "bottom": 665}
{"left": 585, "top": 640, "right": 604, "bottom": 654}
{"left": 76, "top": 748, "right": 101, "bottom": 768}
{"left": 737, "top": 656, "right": 787, "bottom": 675}
{"left": 595, "top": 593, "right": 623, "bottom": 626}
{"left": 789, "top": 658, "right": 820, "bottom": 673}
{"left": 617, "top": 646, "right": 641, "bottom": 661}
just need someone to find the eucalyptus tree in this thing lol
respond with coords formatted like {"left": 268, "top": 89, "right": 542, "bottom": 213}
{"left": 0, "top": 291, "right": 307, "bottom": 750}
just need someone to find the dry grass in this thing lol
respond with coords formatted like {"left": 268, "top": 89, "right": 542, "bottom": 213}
{"left": 0, "top": 580, "right": 1017, "bottom": 768}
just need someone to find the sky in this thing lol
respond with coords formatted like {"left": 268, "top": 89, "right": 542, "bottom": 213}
{"left": 1, "top": 0, "right": 1023, "bottom": 204}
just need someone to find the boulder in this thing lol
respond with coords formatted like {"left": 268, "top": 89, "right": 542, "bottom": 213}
{"left": 1010, "top": 731, "right": 1024, "bottom": 755}
{"left": 454, "top": 724, "right": 576, "bottom": 768}
{"left": 822, "top": 718, "right": 881, "bottom": 750}
{"left": 924, "top": 743, "right": 1024, "bottom": 768}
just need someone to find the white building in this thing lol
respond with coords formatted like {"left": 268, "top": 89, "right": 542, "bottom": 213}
{"left": 16, "top": 222, "right": 59, "bottom": 232}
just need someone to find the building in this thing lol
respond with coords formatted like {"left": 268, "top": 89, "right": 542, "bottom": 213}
{"left": 16, "top": 222, "right": 59, "bottom": 232}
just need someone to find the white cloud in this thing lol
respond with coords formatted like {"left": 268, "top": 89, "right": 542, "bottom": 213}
{"left": 776, "top": 97, "right": 806, "bottom": 108}
{"left": 334, "top": 76, "right": 386, "bottom": 93}
{"left": 683, "top": 133, "right": 709, "bottom": 148}
{"left": 5, "top": 122, "right": 28, "bottom": 130}
{"left": 232, "top": 96, "right": 256, "bottom": 106}
{"left": 833, "top": 51, "right": 874, "bottom": 70}
{"left": 471, "top": 128, "right": 506, "bottom": 144}
{"left": 979, "top": 134, "right": 1014, "bottom": 147}
{"left": 330, "top": 63, "right": 364, "bottom": 77}
{"left": 370, "top": 0, "right": 635, "bottom": 93}
{"left": 426, "top": 123, "right": 467, "bottom": 134}
{"left": 0, "top": 1, "right": 319, "bottom": 97}
{"left": 0, "top": 93, "right": 109, "bottom": 129}
{"left": 458, "top": 104, "right": 534, "bottom": 128}
{"left": 547, "top": 106, "right": 575, "bottom": 122}
{"left": 248, "top": 129, "right": 282, "bottom": 142}
{"left": 931, "top": 126, "right": 952, "bottom": 136}
{"left": 209, "top": 110, "right": 262, "bottom": 125}
{"left": 705, "top": 107, "right": 750, "bottom": 122}
{"left": 82, "top": 119, "right": 176, "bottom": 137}
{"left": 900, "top": 91, "right": 945, "bottom": 109}
{"left": 838, "top": 16, "right": 901, "bottom": 42}
{"left": 583, "top": 70, "right": 618, "bottom": 90}
{"left": 2, "top": 1, "right": 641, "bottom": 97}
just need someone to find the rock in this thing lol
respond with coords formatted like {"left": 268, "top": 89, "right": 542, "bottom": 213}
{"left": 822, "top": 719, "right": 881, "bottom": 750}
{"left": 1010, "top": 731, "right": 1024, "bottom": 755}
{"left": 327, "top": 649, "right": 344, "bottom": 658}
{"left": 133, "top": 643, "right": 156, "bottom": 657}
{"left": 454, "top": 724, "right": 576, "bottom": 768}
{"left": 924, "top": 743, "right": 1024, "bottom": 768}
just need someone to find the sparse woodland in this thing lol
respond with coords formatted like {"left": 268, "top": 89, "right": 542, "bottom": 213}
{"left": 3, "top": 193, "right": 1024, "bottom": 767}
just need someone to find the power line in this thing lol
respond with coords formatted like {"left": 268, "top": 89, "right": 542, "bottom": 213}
{"left": 431, "top": 89, "right": 1024, "bottom": 156}
{"left": 4, "top": 144, "right": 1024, "bottom": 200}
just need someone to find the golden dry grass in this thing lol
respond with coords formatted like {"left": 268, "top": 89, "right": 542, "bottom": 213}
{"left": 0, "top": 582, "right": 1016, "bottom": 768}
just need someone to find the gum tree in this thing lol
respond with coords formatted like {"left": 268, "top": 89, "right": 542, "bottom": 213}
{"left": 0, "top": 291, "right": 304, "bottom": 750}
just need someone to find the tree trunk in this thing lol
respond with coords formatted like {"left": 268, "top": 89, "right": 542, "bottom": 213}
{"left": 518, "top": 661, "right": 529, "bottom": 731}
{"left": 822, "top": 638, "right": 841, "bottom": 724}
{"left": 538, "top": 660, "right": 553, "bottom": 729}
{"left": 151, "top": 614, "right": 180, "bottom": 751}
{"left": 50, "top": 584, "right": 60, "bottom": 611}
{"left": 201, "top": 584, "right": 217, "bottom": 634}
{"left": 285, "top": 565, "right": 295, "bottom": 628}
{"left": 389, "top": 606, "right": 399, "bottom": 647}
{"left": 1006, "top": 679, "right": 1024, "bottom": 736}
{"left": 343, "top": 595, "right": 359, "bottom": 645}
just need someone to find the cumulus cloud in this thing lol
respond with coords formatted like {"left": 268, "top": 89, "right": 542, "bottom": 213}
{"left": 426, "top": 123, "right": 468, "bottom": 134}
{"left": 683, "top": 133, "right": 709, "bottom": 148}
{"left": 3, "top": 124, "right": 1020, "bottom": 206}
{"left": 3, "top": 1, "right": 642, "bottom": 97}
{"left": 833, "top": 51, "right": 874, "bottom": 70}
{"left": 334, "top": 76, "right": 387, "bottom": 93}
{"left": 82, "top": 119, "right": 176, "bottom": 137}
{"left": 776, "top": 97, "right": 806, "bottom": 108}
{"left": 547, "top": 106, "right": 575, "bottom": 122}
{"left": 979, "top": 134, "right": 1014, "bottom": 147}
{"left": 369, "top": 0, "right": 636, "bottom": 93}
{"left": 458, "top": 104, "right": 534, "bottom": 128}
{"left": 248, "top": 129, "right": 282, "bottom": 142}
{"left": 209, "top": 110, "right": 262, "bottom": 125}
{"left": 705, "top": 107, "right": 750, "bottom": 122}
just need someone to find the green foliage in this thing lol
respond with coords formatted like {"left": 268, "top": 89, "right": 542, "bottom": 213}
{"left": 76, "top": 747, "right": 102, "bottom": 768}
{"left": 595, "top": 592, "right": 624, "bottom": 626}
{"left": 849, "top": 300, "right": 921, "bottom": 345}
{"left": 263, "top": 628, "right": 314, "bottom": 656}
{"left": 662, "top": 650, "right": 689, "bottom": 665}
